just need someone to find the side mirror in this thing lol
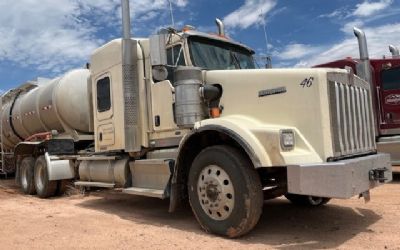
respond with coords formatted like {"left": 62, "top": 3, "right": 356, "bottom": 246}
{"left": 150, "top": 34, "right": 168, "bottom": 66}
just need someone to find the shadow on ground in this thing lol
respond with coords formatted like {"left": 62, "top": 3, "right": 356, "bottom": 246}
{"left": 76, "top": 189, "right": 382, "bottom": 249}
{"left": 392, "top": 172, "right": 400, "bottom": 182}
{"left": 2, "top": 175, "right": 396, "bottom": 249}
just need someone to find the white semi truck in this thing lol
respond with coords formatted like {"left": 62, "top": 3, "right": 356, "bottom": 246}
{"left": 0, "top": 0, "right": 392, "bottom": 237}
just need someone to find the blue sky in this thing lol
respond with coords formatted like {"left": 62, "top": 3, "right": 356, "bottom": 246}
{"left": 1, "top": 0, "right": 400, "bottom": 93}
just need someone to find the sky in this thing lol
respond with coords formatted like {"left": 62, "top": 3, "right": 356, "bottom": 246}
{"left": 1, "top": 0, "right": 400, "bottom": 93}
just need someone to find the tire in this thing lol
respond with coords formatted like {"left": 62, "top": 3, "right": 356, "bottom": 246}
{"left": 188, "top": 145, "right": 263, "bottom": 238}
{"left": 285, "top": 193, "right": 331, "bottom": 206}
{"left": 34, "top": 156, "right": 57, "bottom": 198}
{"left": 15, "top": 157, "right": 22, "bottom": 186}
{"left": 20, "top": 157, "right": 36, "bottom": 195}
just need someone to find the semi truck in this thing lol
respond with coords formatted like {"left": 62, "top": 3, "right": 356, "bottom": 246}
{"left": 0, "top": 1, "right": 392, "bottom": 237}
{"left": 315, "top": 28, "right": 400, "bottom": 172}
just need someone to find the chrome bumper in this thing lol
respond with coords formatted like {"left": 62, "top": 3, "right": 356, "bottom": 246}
{"left": 287, "top": 153, "right": 392, "bottom": 199}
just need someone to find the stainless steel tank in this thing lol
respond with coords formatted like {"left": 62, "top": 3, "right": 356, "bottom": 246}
{"left": 0, "top": 69, "right": 93, "bottom": 150}
{"left": 174, "top": 66, "right": 205, "bottom": 128}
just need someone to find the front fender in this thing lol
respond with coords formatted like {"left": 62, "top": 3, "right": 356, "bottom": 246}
{"left": 196, "top": 115, "right": 323, "bottom": 167}
{"left": 195, "top": 117, "right": 271, "bottom": 167}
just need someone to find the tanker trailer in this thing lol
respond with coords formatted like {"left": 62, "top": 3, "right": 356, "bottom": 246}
{"left": 0, "top": 69, "right": 94, "bottom": 175}
{"left": 1, "top": 69, "right": 93, "bottom": 148}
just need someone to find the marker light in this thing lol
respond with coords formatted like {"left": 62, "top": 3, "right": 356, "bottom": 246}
{"left": 280, "top": 130, "right": 295, "bottom": 151}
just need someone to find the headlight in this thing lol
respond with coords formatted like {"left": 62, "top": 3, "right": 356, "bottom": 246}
{"left": 280, "top": 130, "right": 295, "bottom": 151}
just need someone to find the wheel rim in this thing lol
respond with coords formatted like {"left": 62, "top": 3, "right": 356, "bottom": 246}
{"left": 35, "top": 162, "right": 45, "bottom": 192}
{"left": 197, "top": 165, "right": 234, "bottom": 221}
{"left": 308, "top": 196, "right": 323, "bottom": 206}
{"left": 21, "top": 166, "right": 28, "bottom": 190}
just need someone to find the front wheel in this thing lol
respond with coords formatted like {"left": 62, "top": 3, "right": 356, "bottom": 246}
{"left": 188, "top": 145, "right": 263, "bottom": 238}
{"left": 285, "top": 193, "right": 331, "bottom": 206}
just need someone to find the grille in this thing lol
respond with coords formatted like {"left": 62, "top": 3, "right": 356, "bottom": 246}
{"left": 328, "top": 77, "right": 376, "bottom": 158}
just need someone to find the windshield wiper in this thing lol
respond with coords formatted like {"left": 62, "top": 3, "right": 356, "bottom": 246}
{"left": 230, "top": 52, "right": 241, "bottom": 69}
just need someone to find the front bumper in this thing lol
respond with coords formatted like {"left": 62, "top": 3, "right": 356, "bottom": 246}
{"left": 287, "top": 153, "right": 392, "bottom": 199}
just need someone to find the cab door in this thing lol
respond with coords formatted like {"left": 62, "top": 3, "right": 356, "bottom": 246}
{"left": 379, "top": 64, "right": 400, "bottom": 134}
{"left": 94, "top": 74, "right": 116, "bottom": 150}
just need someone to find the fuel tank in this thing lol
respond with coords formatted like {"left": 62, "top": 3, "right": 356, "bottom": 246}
{"left": 0, "top": 69, "right": 93, "bottom": 150}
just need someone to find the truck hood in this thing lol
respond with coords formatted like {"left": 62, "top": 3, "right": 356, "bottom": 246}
{"left": 203, "top": 68, "right": 375, "bottom": 165}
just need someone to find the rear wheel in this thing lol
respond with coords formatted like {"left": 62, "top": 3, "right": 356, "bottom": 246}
{"left": 188, "top": 145, "right": 263, "bottom": 238}
{"left": 34, "top": 156, "right": 57, "bottom": 198}
{"left": 20, "top": 157, "right": 36, "bottom": 195}
{"left": 285, "top": 193, "right": 331, "bottom": 206}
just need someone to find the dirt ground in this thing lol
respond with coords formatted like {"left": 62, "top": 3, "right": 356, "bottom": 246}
{"left": 0, "top": 175, "right": 399, "bottom": 250}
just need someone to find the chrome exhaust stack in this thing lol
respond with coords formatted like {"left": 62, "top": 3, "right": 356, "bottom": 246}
{"left": 121, "top": 0, "right": 140, "bottom": 152}
{"left": 389, "top": 45, "right": 399, "bottom": 57}
{"left": 121, "top": 0, "right": 131, "bottom": 39}
{"left": 215, "top": 18, "right": 225, "bottom": 37}
{"left": 353, "top": 27, "right": 378, "bottom": 135}
{"left": 353, "top": 27, "right": 372, "bottom": 85}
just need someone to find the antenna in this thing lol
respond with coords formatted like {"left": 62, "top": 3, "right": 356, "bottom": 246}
{"left": 261, "top": 11, "right": 269, "bottom": 56}
{"left": 260, "top": 10, "right": 272, "bottom": 68}
{"left": 168, "top": 0, "right": 175, "bottom": 28}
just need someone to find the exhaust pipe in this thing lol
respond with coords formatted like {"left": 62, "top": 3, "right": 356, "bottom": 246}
{"left": 353, "top": 27, "right": 372, "bottom": 85}
{"left": 353, "top": 27, "right": 378, "bottom": 135}
{"left": 215, "top": 18, "right": 225, "bottom": 37}
{"left": 389, "top": 45, "right": 399, "bottom": 57}
{"left": 121, "top": 0, "right": 140, "bottom": 152}
{"left": 121, "top": 0, "right": 131, "bottom": 39}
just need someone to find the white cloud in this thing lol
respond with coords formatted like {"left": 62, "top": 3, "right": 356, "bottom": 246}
{"left": 0, "top": 0, "right": 188, "bottom": 74}
{"left": 320, "top": 9, "right": 343, "bottom": 19}
{"left": 288, "top": 23, "right": 400, "bottom": 68}
{"left": 320, "top": 0, "right": 394, "bottom": 23}
{"left": 319, "top": 7, "right": 351, "bottom": 20}
{"left": 131, "top": 0, "right": 187, "bottom": 17}
{"left": 223, "top": 0, "right": 277, "bottom": 29}
{"left": 341, "top": 20, "right": 364, "bottom": 34}
{"left": 277, "top": 44, "right": 324, "bottom": 60}
{"left": 276, "top": 0, "right": 398, "bottom": 68}
{"left": 353, "top": 0, "right": 393, "bottom": 17}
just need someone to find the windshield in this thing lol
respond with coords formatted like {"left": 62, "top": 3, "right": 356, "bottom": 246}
{"left": 188, "top": 36, "right": 255, "bottom": 70}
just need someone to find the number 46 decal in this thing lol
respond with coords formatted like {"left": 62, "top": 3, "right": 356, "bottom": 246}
{"left": 300, "top": 77, "right": 314, "bottom": 88}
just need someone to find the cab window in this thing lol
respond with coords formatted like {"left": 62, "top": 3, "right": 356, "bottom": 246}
{"left": 382, "top": 67, "right": 400, "bottom": 90}
{"left": 166, "top": 45, "right": 186, "bottom": 83}
{"left": 97, "top": 77, "right": 111, "bottom": 112}
{"left": 167, "top": 45, "right": 185, "bottom": 66}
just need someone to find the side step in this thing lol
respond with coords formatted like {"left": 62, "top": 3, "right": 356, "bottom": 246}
{"left": 74, "top": 181, "right": 115, "bottom": 188}
{"left": 122, "top": 158, "right": 174, "bottom": 199}
{"left": 123, "top": 187, "right": 165, "bottom": 199}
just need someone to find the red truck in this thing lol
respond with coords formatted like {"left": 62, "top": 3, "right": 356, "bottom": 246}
{"left": 315, "top": 28, "right": 400, "bottom": 171}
